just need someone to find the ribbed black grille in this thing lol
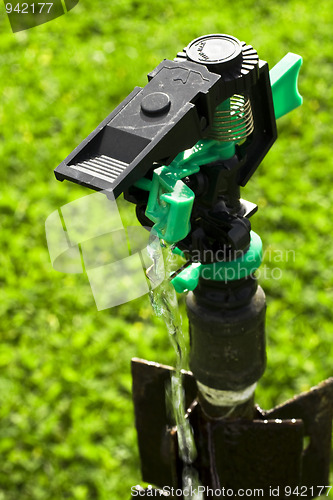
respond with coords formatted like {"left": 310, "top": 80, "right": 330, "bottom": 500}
{"left": 70, "top": 155, "right": 129, "bottom": 183}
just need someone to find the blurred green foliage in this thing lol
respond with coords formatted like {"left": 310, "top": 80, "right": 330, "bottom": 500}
{"left": 0, "top": 0, "right": 332, "bottom": 498}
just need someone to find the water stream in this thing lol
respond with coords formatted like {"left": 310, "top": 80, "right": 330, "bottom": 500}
{"left": 147, "top": 230, "right": 203, "bottom": 499}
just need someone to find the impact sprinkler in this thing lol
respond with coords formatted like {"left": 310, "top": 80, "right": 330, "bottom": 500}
{"left": 52, "top": 35, "right": 333, "bottom": 498}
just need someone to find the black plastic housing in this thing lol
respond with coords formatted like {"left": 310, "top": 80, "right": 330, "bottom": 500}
{"left": 54, "top": 35, "right": 277, "bottom": 198}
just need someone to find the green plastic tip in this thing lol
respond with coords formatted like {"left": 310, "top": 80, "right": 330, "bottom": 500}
{"left": 270, "top": 52, "right": 303, "bottom": 120}
{"left": 172, "top": 246, "right": 185, "bottom": 258}
{"left": 172, "top": 263, "right": 201, "bottom": 293}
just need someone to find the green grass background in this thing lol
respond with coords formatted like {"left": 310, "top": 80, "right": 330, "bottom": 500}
{"left": 1, "top": 0, "right": 333, "bottom": 498}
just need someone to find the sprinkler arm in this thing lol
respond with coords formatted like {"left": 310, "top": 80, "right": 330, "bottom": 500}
{"left": 54, "top": 59, "right": 224, "bottom": 198}
{"left": 140, "top": 53, "right": 302, "bottom": 247}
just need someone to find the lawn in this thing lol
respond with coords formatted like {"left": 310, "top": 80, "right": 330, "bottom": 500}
{"left": 1, "top": 0, "right": 333, "bottom": 498}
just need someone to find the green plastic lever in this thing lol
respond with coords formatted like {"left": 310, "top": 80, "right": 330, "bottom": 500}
{"left": 140, "top": 139, "right": 237, "bottom": 244}
{"left": 145, "top": 165, "right": 195, "bottom": 244}
{"left": 270, "top": 53, "right": 303, "bottom": 120}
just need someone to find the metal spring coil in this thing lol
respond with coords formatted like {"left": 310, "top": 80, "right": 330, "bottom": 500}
{"left": 209, "top": 94, "right": 254, "bottom": 142}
